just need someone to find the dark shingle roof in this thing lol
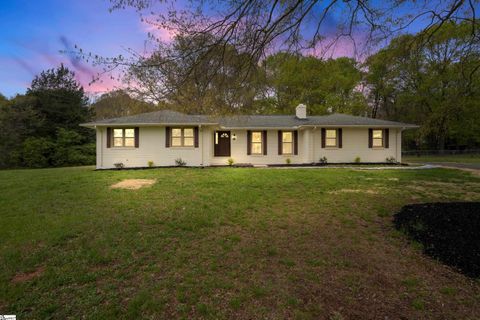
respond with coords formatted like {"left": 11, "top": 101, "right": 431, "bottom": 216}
{"left": 81, "top": 110, "right": 418, "bottom": 128}
{"left": 218, "top": 113, "right": 417, "bottom": 128}
{"left": 83, "top": 110, "right": 217, "bottom": 125}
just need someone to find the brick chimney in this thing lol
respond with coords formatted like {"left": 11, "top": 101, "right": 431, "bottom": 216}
{"left": 295, "top": 104, "right": 307, "bottom": 119}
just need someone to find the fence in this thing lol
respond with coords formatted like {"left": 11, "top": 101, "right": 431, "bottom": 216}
{"left": 402, "top": 149, "right": 480, "bottom": 156}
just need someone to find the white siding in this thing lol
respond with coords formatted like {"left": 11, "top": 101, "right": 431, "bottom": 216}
{"left": 96, "top": 126, "right": 211, "bottom": 169}
{"left": 312, "top": 128, "right": 400, "bottom": 163}
{"left": 95, "top": 126, "right": 403, "bottom": 168}
{"left": 209, "top": 129, "right": 304, "bottom": 166}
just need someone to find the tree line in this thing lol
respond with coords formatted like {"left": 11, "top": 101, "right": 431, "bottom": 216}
{"left": 0, "top": 21, "right": 478, "bottom": 168}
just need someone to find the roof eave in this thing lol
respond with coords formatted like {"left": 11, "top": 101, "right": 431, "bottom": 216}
{"left": 80, "top": 122, "right": 219, "bottom": 128}
{"left": 220, "top": 126, "right": 302, "bottom": 130}
{"left": 300, "top": 124, "right": 419, "bottom": 128}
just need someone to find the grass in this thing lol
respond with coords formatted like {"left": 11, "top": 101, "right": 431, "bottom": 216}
{"left": 0, "top": 166, "right": 480, "bottom": 319}
{"left": 403, "top": 153, "right": 480, "bottom": 164}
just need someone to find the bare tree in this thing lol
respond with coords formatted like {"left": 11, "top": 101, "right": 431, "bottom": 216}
{"left": 77, "top": 0, "right": 479, "bottom": 111}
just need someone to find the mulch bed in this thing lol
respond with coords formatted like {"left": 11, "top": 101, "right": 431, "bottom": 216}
{"left": 394, "top": 202, "right": 480, "bottom": 277}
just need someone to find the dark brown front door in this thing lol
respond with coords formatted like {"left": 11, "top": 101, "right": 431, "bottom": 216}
{"left": 214, "top": 131, "right": 231, "bottom": 157}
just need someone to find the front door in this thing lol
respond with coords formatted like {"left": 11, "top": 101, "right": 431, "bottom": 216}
{"left": 214, "top": 131, "right": 231, "bottom": 157}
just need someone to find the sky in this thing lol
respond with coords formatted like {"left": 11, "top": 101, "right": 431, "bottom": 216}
{"left": 0, "top": 0, "right": 461, "bottom": 98}
{"left": 0, "top": 0, "right": 149, "bottom": 98}
{"left": 0, "top": 0, "right": 375, "bottom": 98}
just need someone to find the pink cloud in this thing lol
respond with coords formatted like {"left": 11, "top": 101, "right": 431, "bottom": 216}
{"left": 140, "top": 15, "right": 177, "bottom": 42}
{"left": 303, "top": 31, "right": 372, "bottom": 61}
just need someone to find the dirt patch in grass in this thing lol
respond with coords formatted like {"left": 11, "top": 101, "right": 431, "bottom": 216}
{"left": 328, "top": 189, "right": 379, "bottom": 194}
{"left": 394, "top": 202, "right": 480, "bottom": 277}
{"left": 111, "top": 179, "right": 156, "bottom": 190}
{"left": 453, "top": 168, "right": 480, "bottom": 177}
{"left": 11, "top": 266, "right": 45, "bottom": 283}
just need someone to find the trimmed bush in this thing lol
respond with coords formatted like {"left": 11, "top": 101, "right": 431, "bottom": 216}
{"left": 175, "top": 158, "right": 187, "bottom": 166}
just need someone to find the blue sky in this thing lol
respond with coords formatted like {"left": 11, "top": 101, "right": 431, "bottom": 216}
{"left": 1, "top": 0, "right": 469, "bottom": 98}
{"left": 0, "top": 0, "right": 147, "bottom": 97}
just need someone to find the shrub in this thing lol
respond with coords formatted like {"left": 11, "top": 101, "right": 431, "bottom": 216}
{"left": 285, "top": 158, "right": 291, "bottom": 165}
{"left": 386, "top": 156, "right": 397, "bottom": 164}
{"left": 22, "top": 137, "right": 55, "bottom": 168}
{"left": 51, "top": 128, "right": 95, "bottom": 167}
{"left": 147, "top": 160, "right": 154, "bottom": 167}
{"left": 175, "top": 158, "right": 187, "bottom": 166}
{"left": 319, "top": 156, "right": 328, "bottom": 164}
{"left": 227, "top": 158, "right": 234, "bottom": 166}
{"left": 354, "top": 156, "right": 361, "bottom": 163}
{"left": 114, "top": 162, "right": 124, "bottom": 169}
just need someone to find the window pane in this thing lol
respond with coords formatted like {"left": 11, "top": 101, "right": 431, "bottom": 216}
{"left": 171, "top": 137, "right": 182, "bottom": 146}
{"left": 172, "top": 128, "right": 182, "bottom": 137}
{"left": 283, "top": 142, "right": 292, "bottom": 154}
{"left": 251, "top": 142, "right": 262, "bottom": 154}
{"left": 373, "top": 138, "right": 383, "bottom": 147}
{"left": 326, "top": 129, "right": 337, "bottom": 138}
{"left": 113, "top": 137, "right": 123, "bottom": 147}
{"left": 184, "top": 128, "right": 194, "bottom": 137}
{"left": 125, "top": 129, "right": 135, "bottom": 137}
{"left": 113, "top": 129, "right": 123, "bottom": 138}
{"left": 124, "top": 137, "right": 135, "bottom": 147}
{"left": 373, "top": 130, "right": 383, "bottom": 139}
{"left": 184, "top": 137, "right": 194, "bottom": 146}
{"left": 252, "top": 132, "right": 262, "bottom": 143}
{"left": 282, "top": 132, "right": 292, "bottom": 142}
{"left": 326, "top": 138, "right": 337, "bottom": 147}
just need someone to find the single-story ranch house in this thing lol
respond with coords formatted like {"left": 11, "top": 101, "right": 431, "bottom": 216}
{"left": 81, "top": 104, "right": 418, "bottom": 169}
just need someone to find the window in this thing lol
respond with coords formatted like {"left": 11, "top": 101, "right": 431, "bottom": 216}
{"left": 113, "top": 128, "right": 135, "bottom": 147}
{"left": 325, "top": 129, "right": 337, "bottom": 147}
{"left": 372, "top": 129, "right": 383, "bottom": 147}
{"left": 251, "top": 131, "right": 263, "bottom": 155}
{"left": 282, "top": 131, "right": 293, "bottom": 154}
{"left": 171, "top": 128, "right": 194, "bottom": 147}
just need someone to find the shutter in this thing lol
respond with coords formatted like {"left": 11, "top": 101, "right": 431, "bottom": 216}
{"left": 384, "top": 128, "right": 389, "bottom": 148}
{"left": 165, "top": 126, "right": 171, "bottom": 148}
{"left": 247, "top": 130, "right": 251, "bottom": 155}
{"left": 263, "top": 130, "right": 267, "bottom": 155}
{"left": 278, "top": 130, "right": 282, "bottom": 155}
{"left": 134, "top": 127, "right": 139, "bottom": 148}
{"left": 294, "top": 130, "right": 298, "bottom": 155}
{"left": 338, "top": 128, "right": 342, "bottom": 148}
{"left": 368, "top": 129, "right": 373, "bottom": 148}
{"left": 194, "top": 127, "right": 199, "bottom": 148}
{"left": 106, "top": 127, "right": 112, "bottom": 148}
{"left": 321, "top": 128, "right": 326, "bottom": 148}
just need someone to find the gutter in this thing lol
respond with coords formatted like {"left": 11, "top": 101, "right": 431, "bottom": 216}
{"left": 80, "top": 123, "right": 419, "bottom": 129}
{"left": 80, "top": 122, "right": 219, "bottom": 128}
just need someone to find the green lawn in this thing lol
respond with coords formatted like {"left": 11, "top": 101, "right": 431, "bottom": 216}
{"left": 404, "top": 153, "right": 480, "bottom": 164}
{"left": 1, "top": 166, "right": 480, "bottom": 319}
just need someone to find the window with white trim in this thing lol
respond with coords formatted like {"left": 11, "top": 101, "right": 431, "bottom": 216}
{"left": 113, "top": 128, "right": 135, "bottom": 147}
{"left": 372, "top": 129, "right": 383, "bottom": 147}
{"left": 325, "top": 129, "right": 338, "bottom": 147}
{"left": 251, "top": 131, "right": 263, "bottom": 155}
{"left": 282, "top": 131, "right": 293, "bottom": 154}
{"left": 171, "top": 128, "right": 194, "bottom": 147}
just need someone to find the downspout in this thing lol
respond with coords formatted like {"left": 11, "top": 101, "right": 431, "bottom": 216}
{"left": 397, "top": 128, "right": 401, "bottom": 162}
{"left": 97, "top": 126, "right": 103, "bottom": 169}
{"left": 200, "top": 125, "right": 204, "bottom": 166}
{"left": 313, "top": 126, "right": 316, "bottom": 163}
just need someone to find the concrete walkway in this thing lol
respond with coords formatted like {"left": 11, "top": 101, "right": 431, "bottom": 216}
{"left": 423, "top": 162, "right": 480, "bottom": 170}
